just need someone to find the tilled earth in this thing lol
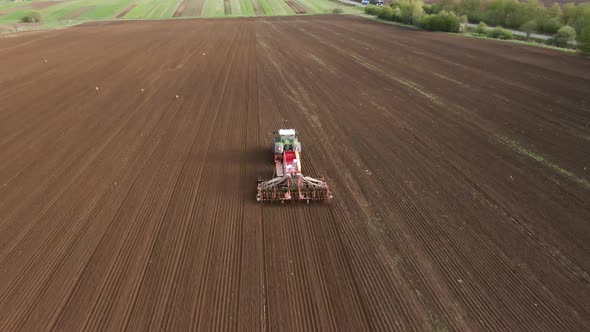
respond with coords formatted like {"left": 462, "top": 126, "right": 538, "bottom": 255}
{"left": 0, "top": 15, "right": 589, "bottom": 331}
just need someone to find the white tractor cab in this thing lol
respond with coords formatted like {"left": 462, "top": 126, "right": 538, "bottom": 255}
{"left": 361, "top": 0, "right": 370, "bottom": 5}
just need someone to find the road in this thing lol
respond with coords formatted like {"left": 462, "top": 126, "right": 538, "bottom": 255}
{"left": 337, "top": 0, "right": 363, "bottom": 6}
{"left": 465, "top": 23, "right": 551, "bottom": 40}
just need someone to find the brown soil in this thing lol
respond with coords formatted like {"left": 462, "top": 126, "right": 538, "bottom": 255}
{"left": 60, "top": 6, "right": 93, "bottom": 20}
{"left": 173, "top": 0, "right": 188, "bottom": 17}
{"left": 116, "top": 3, "right": 137, "bottom": 19}
{"left": 287, "top": 0, "right": 306, "bottom": 14}
{"left": 0, "top": 15, "right": 589, "bottom": 331}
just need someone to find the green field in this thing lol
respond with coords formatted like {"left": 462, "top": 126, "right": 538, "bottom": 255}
{"left": 77, "top": 0, "right": 134, "bottom": 20}
{"left": 201, "top": 0, "right": 225, "bottom": 17}
{"left": 126, "top": 0, "right": 182, "bottom": 19}
{"left": 238, "top": 0, "right": 255, "bottom": 16}
{"left": 0, "top": 0, "right": 359, "bottom": 32}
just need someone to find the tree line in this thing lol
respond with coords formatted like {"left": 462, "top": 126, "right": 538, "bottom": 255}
{"left": 364, "top": 0, "right": 590, "bottom": 53}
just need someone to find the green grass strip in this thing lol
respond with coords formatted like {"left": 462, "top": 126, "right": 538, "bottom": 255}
{"left": 201, "top": 0, "right": 218, "bottom": 17}
{"left": 79, "top": 0, "right": 135, "bottom": 20}
{"left": 0, "top": 9, "right": 30, "bottom": 23}
{"left": 239, "top": 0, "right": 255, "bottom": 16}
{"left": 497, "top": 136, "right": 590, "bottom": 191}
{"left": 0, "top": 1, "right": 29, "bottom": 12}
{"left": 161, "top": 0, "right": 183, "bottom": 17}
{"left": 269, "top": 0, "right": 293, "bottom": 15}
{"left": 230, "top": 0, "right": 242, "bottom": 16}
{"left": 125, "top": 0, "right": 182, "bottom": 19}
{"left": 295, "top": 0, "right": 331, "bottom": 13}
{"left": 42, "top": 2, "right": 87, "bottom": 21}
{"left": 258, "top": 0, "right": 273, "bottom": 15}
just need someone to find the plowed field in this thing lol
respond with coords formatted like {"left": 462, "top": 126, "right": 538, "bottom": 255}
{"left": 1, "top": 15, "right": 589, "bottom": 331}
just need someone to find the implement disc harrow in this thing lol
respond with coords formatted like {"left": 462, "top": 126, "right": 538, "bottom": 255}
{"left": 257, "top": 174, "right": 333, "bottom": 203}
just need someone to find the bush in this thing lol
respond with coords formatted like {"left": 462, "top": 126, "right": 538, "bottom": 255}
{"left": 563, "top": 2, "right": 590, "bottom": 33}
{"left": 541, "top": 17, "right": 563, "bottom": 34}
{"left": 378, "top": 6, "right": 396, "bottom": 21}
{"left": 520, "top": 20, "right": 537, "bottom": 39}
{"left": 418, "top": 10, "right": 462, "bottom": 32}
{"left": 365, "top": 5, "right": 382, "bottom": 16}
{"left": 332, "top": 7, "right": 343, "bottom": 14}
{"left": 578, "top": 24, "right": 590, "bottom": 54}
{"left": 20, "top": 11, "right": 42, "bottom": 23}
{"left": 474, "top": 21, "right": 488, "bottom": 35}
{"left": 548, "top": 25, "right": 576, "bottom": 47}
{"left": 396, "top": 0, "right": 425, "bottom": 24}
{"left": 487, "top": 27, "right": 513, "bottom": 39}
{"left": 418, "top": 14, "right": 438, "bottom": 31}
{"left": 434, "top": 0, "right": 590, "bottom": 35}
{"left": 458, "top": 15, "right": 468, "bottom": 32}
{"left": 547, "top": 3, "right": 563, "bottom": 20}
{"left": 392, "top": 7, "right": 402, "bottom": 20}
